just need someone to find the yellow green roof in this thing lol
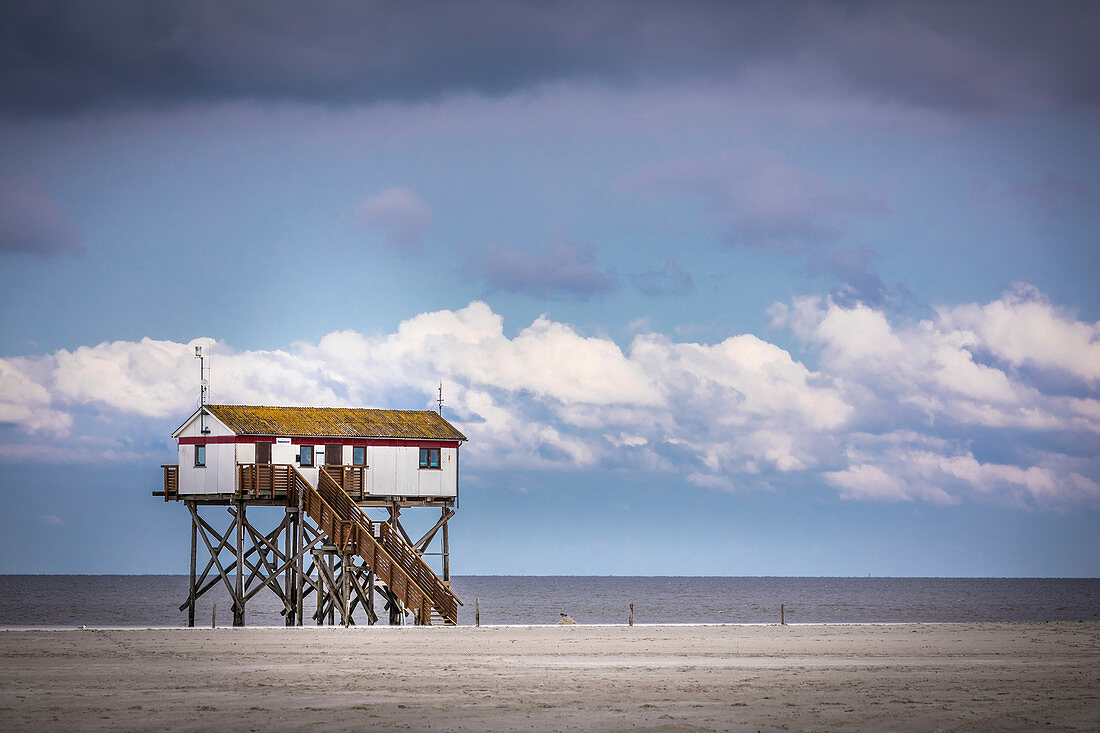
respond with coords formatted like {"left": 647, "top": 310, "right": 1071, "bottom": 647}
{"left": 204, "top": 405, "right": 466, "bottom": 441}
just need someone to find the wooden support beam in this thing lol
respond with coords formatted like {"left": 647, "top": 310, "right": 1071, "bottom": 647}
{"left": 296, "top": 483, "right": 305, "bottom": 626}
{"left": 241, "top": 515, "right": 292, "bottom": 614}
{"left": 188, "top": 504, "right": 197, "bottom": 627}
{"left": 284, "top": 509, "right": 295, "bottom": 626}
{"left": 188, "top": 503, "right": 242, "bottom": 620}
{"left": 242, "top": 533, "right": 324, "bottom": 605}
{"left": 388, "top": 505, "right": 416, "bottom": 549}
{"left": 441, "top": 506, "right": 451, "bottom": 583}
{"left": 234, "top": 500, "right": 245, "bottom": 626}
{"left": 367, "top": 569, "right": 376, "bottom": 625}
{"left": 413, "top": 508, "right": 455, "bottom": 554}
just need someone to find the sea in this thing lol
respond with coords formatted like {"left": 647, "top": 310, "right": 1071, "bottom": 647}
{"left": 1, "top": 575, "right": 1098, "bottom": 628}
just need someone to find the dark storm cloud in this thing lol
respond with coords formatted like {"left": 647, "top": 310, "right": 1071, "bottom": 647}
{"left": 2, "top": 0, "right": 1099, "bottom": 116}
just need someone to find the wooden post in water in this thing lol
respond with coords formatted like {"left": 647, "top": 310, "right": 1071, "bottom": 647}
{"left": 629, "top": 603, "right": 634, "bottom": 627}
{"left": 781, "top": 603, "right": 786, "bottom": 625}
{"left": 212, "top": 602, "right": 216, "bottom": 628}
{"left": 475, "top": 597, "right": 480, "bottom": 627}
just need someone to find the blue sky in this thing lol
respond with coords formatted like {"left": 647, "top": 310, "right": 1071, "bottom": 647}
{"left": 1, "top": 1, "right": 1098, "bottom": 576}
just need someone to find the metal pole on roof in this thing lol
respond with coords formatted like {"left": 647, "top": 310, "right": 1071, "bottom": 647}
{"left": 195, "top": 346, "right": 206, "bottom": 434}
{"left": 437, "top": 381, "right": 444, "bottom": 416}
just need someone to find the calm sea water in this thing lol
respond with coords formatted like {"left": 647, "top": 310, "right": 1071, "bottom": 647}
{"left": 1, "top": 576, "right": 1098, "bottom": 628}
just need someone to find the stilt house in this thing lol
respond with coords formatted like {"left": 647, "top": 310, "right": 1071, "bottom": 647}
{"left": 158, "top": 404, "right": 466, "bottom": 627}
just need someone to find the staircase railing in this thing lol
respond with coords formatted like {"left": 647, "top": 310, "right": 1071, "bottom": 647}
{"left": 236, "top": 463, "right": 458, "bottom": 624}
{"left": 321, "top": 465, "right": 367, "bottom": 500}
{"left": 316, "top": 467, "right": 460, "bottom": 621}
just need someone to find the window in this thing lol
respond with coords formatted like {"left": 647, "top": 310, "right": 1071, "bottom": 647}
{"left": 352, "top": 446, "right": 366, "bottom": 466}
{"left": 419, "top": 447, "right": 440, "bottom": 469}
{"left": 299, "top": 445, "right": 313, "bottom": 467}
{"left": 194, "top": 444, "right": 206, "bottom": 467}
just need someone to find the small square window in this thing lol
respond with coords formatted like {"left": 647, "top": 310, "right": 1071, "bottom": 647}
{"left": 352, "top": 446, "right": 366, "bottom": 466}
{"left": 420, "top": 447, "right": 440, "bottom": 469}
{"left": 195, "top": 444, "right": 206, "bottom": 467}
{"left": 299, "top": 445, "right": 313, "bottom": 467}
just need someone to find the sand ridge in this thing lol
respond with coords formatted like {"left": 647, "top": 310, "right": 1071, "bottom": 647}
{"left": 2, "top": 622, "right": 1098, "bottom": 731}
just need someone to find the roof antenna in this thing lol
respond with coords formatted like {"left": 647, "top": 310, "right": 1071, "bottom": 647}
{"left": 195, "top": 346, "right": 210, "bottom": 434}
{"left": 437, "top": 381, "right": 444, "bottom": 416}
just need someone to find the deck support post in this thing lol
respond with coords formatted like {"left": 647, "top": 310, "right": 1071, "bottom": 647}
{"left": 234, "top": 500, "right": 245, "bottom": 627}
{"left": 284, "top": 508, "right": 295, "bottom": 626}
{"left": 187, "top": 502, "right": 197, "bottom": 627}
{"left": 295, "top": 485, "right": 305, "bottom": 626}
{"left": 326, "top": 551, "right": 336, "bottom": 625}
{"left": 367, "top": 569, "right": 376, "bottom": 625}
{"left": 442, "top": 505, "right": 450, "bottom": 583}
{"left": 341, "top": 553, "right": 352, "bottom": 628}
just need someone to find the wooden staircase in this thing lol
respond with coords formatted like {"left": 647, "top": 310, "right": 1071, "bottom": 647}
{"left": 237, "top": 463, "right": 461, "bottom": 625}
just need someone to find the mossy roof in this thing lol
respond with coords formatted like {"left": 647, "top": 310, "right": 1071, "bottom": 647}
{"left": 204, "top": 404, "right": 467, "bottom": 441}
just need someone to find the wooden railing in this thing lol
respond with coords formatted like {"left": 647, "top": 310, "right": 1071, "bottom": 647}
{"left": 235, "top": 463, "right": 459, "bottom": 625}
{"left": 316, "top": 467, "right": 459, "bottom": 622}
{"left": 322, "top": 465, "right": 367, "bottom": 499}
{"left": 162, "top": 465, "right": 178, "bottom": 501}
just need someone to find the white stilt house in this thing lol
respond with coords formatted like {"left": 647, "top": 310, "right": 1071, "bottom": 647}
{"left": 158, "top": 403, "right": 466, "bottom": 627}
{"left": 171, "top": 404, "right": 465, "bottom": 500}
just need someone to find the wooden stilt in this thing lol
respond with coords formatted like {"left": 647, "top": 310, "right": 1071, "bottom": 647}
{"left": 296, "top": 487, "right": 305, "bottom": 626}
{"left": 187, "top": 503, "right": 197, "bottom": 628}
{"left": 326, "top": 552, "right": 336, "bottom": 625}
{"left": 441, "top": 506, "right": 451, "bottom": 583}
{"left": 234, "top": 500, "right": 245, "bottom": 626}
{"left": 341, "top": 554, "right": 351, "bottom": 628}
{"left": 284, "top": 509, "right": 295, "bottom": 626}
{"left": 315, "top": 549, "right": 325, "bottom": 625}
{"left": 367, "top": 569, "right": 375, "bottom": 625}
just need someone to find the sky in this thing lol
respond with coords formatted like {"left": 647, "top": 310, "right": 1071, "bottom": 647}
{"left": 1, "top": 1, "right": 1098, "bottom": 576}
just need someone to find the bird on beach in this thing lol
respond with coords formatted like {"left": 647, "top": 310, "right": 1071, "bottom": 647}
{"left": 558, "top": 613, "right": 576, "bottom": 625}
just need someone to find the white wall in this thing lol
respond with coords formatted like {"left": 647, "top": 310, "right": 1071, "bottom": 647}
{"left": 176, "top": 411, "right": 235, "bottom": 496}
{"left": 364, "top": 445, "right": 457, "bottom": 498}
{"left": 173, "top": 409, "right": 461, "bottom": 498}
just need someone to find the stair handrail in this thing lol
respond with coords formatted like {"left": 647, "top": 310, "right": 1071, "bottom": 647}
{"left": 235, "top": 463, "right": 435, "bottom": 622}
{"left": 287, "top": 466, "right": 438, "bottom": 620}
{"left": 316, "top": 466, "right": 460, "bottom": 612}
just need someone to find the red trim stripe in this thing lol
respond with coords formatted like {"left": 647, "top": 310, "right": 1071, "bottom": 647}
{"left": 178, "top": 436, "right": 459, "bottom": 449}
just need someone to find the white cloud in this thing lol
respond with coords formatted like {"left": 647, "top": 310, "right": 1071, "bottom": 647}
{"left": 937, "top": 283, "right": 1100, "bottom": 387}
{"left": 1, "top": 286, "right": 1096, "bottom": 508}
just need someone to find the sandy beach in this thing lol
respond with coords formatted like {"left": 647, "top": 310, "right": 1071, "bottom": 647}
{"left": 2, "top": 623, "right": 1098, "bottom": 732}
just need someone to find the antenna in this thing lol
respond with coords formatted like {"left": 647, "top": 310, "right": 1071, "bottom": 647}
{"left": 437, "top": 381, "right": 444, "bottom": 416}
{"left": 195, "top": 346, "right": 210, "bottom": 434}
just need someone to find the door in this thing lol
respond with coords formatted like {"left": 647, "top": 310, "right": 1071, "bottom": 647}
{"left": 255, "top": 441, "right": 271, "bottom": 464}
{"left": 325, "top": 443, "right": 343, "bottom": 466}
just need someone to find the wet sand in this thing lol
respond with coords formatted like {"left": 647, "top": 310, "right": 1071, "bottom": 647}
{"left": 2, "top": 623, "right": 1098, "bottom": 732}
